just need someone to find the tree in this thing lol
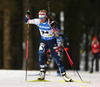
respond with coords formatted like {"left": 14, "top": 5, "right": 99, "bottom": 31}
{"left": 0, "top": 1, "right": 3, "bottom": 68}
{"left": 3, "top": 7, "right": 12, "bottom": 69}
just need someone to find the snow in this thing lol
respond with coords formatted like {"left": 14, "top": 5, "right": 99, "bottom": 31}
{"left": 0, "top": 70, "right": 100, "bottom": 87}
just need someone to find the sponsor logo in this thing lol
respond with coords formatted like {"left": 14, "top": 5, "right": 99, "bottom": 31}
{"left": 39, "top": 26, "right": 50, "bottom": 29}
{"left": 48, "top": 34, "right": 53, "bottom": 36}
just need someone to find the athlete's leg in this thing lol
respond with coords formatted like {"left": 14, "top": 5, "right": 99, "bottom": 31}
{"left": 39, "top": 43, "right": 47, "bottom": 67}
{"left": 48, "top": 39, "right": 72, "bottom": 81}
{"left": 45, "top": 49, "right": 52, "bottom": 69}
{"left": 51, "top": 45, "right": 65, "bottom": 73}
{"left": 57, "top": 44, "right": 63, "bottom": 76}
{"left": 90, "top": 53, "right": 95, "bottom": 73}
{"left": 38, "top": 43, "right": 47, "bottom": 80}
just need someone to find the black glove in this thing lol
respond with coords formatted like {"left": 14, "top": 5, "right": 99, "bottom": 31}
{"left": 27, "top": 9, "right": 31, "bottom": 15}
{"left": 50, "top": 21, "right": 55, "bottom": 27}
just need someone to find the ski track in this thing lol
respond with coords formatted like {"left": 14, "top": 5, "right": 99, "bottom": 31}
{"left": 0, "top": 70, "right": 100, "bottom": 87}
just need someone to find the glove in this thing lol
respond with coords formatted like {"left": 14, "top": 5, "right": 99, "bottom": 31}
{"left": 27, "top": 9, "right": 31, "bottom": 15}
{"left": 50, "top": 21, "right": 55, "bottom": 27}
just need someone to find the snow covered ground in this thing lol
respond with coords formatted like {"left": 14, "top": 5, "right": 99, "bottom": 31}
{"left": 0, "top": 70, "right": 100, "bottom": 87}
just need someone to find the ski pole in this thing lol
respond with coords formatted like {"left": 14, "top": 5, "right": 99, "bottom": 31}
{"left": 53, "top": 27, "right": 83, "bottom": 82}
{"left": 25, "top": 15, "right": 30, "bottom": 81}
{"left": 47, "top": 1, "right": 51, "bottom": 14}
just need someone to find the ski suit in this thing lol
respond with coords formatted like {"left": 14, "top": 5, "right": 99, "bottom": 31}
{"left": 91, "top": 42, "right": 100, "bottom": 70}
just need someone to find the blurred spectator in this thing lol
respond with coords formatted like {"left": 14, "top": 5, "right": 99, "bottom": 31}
{"left": 80, "top": 37, "right": 100, "bottom": 73}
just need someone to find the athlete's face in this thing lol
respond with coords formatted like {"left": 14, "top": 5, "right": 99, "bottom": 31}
{"left": 40, "top": 17, "right": 47, "bottom": 23}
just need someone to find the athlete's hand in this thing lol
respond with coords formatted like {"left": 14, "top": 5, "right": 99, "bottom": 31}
{"left": 50, "top": 21, "right": 55, "bottom": 28}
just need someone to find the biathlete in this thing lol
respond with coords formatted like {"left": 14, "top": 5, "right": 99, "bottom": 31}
{"left": 24, "top": 9, "right": 72, "bottom": 81}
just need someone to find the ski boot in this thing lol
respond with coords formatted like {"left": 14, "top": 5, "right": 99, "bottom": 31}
{"left": 61, "top": 72, "right": 72, "bottom": 82}
{"left": 57, "top": 69, "right": 61, "bottom": 76}
{"left": 38, "top": 63, "right": 49, "bottom": 75}
{"left": 38, "top": 68, "right": 45, "bottom": 80}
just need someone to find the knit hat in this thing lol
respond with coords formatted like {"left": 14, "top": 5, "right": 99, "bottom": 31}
{"left": 93, "top": 37, "right": 97, "bottom": 40}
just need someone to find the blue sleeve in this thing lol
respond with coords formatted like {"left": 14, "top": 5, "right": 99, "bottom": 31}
{"left": 24, "top": 17, "right": 28, "bottom": 23}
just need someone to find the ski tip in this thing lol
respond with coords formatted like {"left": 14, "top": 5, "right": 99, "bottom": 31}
{"left": 77, "top": 81, "right": 90, "bottom": 83}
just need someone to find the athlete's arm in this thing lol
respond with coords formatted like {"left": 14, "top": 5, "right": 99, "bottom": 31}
{"left": 24, "top": 15, "right": 40, "bottom": 25}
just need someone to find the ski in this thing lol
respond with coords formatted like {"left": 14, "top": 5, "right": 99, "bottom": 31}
{"left": 58, "top": 80, "right": 90, "bottom": 83}
{"left": 27, "top": 79, "right": 51, "bottom": 82}
{"left": 27, "top": 79, "right": 90, "bottom": 83}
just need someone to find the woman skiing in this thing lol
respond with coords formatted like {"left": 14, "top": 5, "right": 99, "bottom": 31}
{"left": 24, "top": 9, "right": 72, "bottom": 81}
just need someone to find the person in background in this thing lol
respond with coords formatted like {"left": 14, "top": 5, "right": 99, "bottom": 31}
{"left": 80, "top": 36, "right": 100, "bottom": 73}
{"left": 90, "top": 37, "right": 100, "bottom": 73}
